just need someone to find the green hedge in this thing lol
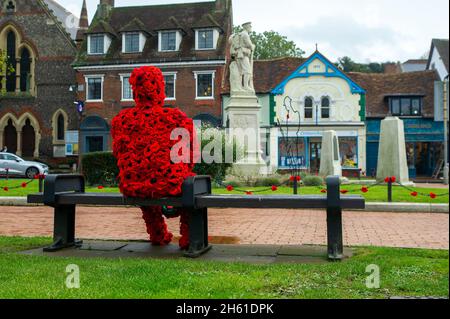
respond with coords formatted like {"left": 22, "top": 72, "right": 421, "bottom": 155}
{"left": 82, "top": 152, "right": 119, "bottom": 186}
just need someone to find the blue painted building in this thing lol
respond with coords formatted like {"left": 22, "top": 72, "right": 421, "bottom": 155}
{"left": 350, "top": 70, "right": 443, "bottom": 178}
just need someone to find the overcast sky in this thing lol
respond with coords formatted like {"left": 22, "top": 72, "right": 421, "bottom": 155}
{"left": 56, "top": 0, "right": 449, "bottom": 63}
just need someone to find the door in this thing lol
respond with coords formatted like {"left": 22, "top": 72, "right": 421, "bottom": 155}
{"left": 366, "top": 142, "right": 379, "bottom": 177}
{"left": 86, "top": 136, "right": 104, "bottom": 153}
{"left": 309, "top": 140, "right": 322, "bottom": 174}
{"left": 21, "top": 119, "right": 35, "bottom": 158}
{"left": 4, "top": 120, "right": 17, "bottom": 154}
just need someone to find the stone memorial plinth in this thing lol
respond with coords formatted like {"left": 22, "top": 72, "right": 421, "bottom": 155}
{"left": 319, "top": 130, "right": 342, "bottom": 177}
{"left": 376, "top": 117, "right": 410, "bottom": 184}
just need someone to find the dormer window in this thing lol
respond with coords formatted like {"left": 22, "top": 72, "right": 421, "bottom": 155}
{"left": 158, "top": 31, "right": 182, "bottom": 52}
{"left": 195, "top": 29, "right": 219, "bottom": 50}
{"left": 88, "top": 34, "right": 105, "bottom": 55}
{"left": 389, "top": 96, "right": 422, "bottom": 117}
{"left": 123, "top": 32, "right": 141, "bottom": 53}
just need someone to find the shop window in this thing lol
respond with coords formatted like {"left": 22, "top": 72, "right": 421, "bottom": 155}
{"left": 339, "top": 137, "right": 358, "bottom": 168}
{"left": 321, "top": 97, "right": 330, "bottom": 119}
{"left": 304, "top": 97, "right": 313, "bottom": 119}
{"left": 279, "top": 138, "right": 306, "bottom": 168}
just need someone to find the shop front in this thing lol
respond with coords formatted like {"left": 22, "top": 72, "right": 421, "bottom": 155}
{"left": 366, "top": 118, "right": 444, "bottom": 178}
{"left": 277, "top": 128, "right": 364, "bottom": 174}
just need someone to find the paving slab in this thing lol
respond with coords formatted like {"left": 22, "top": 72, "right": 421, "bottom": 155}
{"left": 20, "top": 241, "right": 340, "bottom": 264}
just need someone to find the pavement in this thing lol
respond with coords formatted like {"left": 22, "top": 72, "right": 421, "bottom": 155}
{"left": 0, "top": 206, "right": 448, "bottom": 250}
{"left": 21, "top": 241, "right": 351, "bottom": 264}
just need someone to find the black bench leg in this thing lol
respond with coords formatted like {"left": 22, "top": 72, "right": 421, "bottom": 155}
{"left": 44, "top": 205, "right": 83, "bottom": 252}
{"left": 327, "top": 207, "right": 343, "bottom": 261}
{"left": 184, "top": 208, "right": 211, "bottom": 258}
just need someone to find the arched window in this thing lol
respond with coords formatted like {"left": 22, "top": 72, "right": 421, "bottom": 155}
{"left": 321, "top": 97, "right": 330, "bottom": 119}
{"left": 304, "top": 97, "right": 313, "bottom": 119}
{"left": 20, "top": 48, "right": 31, "bottom": 92}
{"left": 6, "top": 31, "right": 16, "bottom": 92}
{"left": 57, "top": 114, "right": 65, "bottom": 141}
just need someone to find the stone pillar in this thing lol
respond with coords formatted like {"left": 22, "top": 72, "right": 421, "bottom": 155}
{"left": 16, "top": 130, "right": 22, "bottom": 157}
{"left": 0, "top": 130, "right": 3, "bottom": 149}
{"left": 15, "top": 61, "right": 20, "bottom": 93}
{"left": 376, "top": 117, "right": 410, "bottom": 184}
{"left": 34, "top": 132, "right": 41, "bottom": 158}
{"left": 319, "top": 130, "right": 342, "bottom": 177}
{"left": 226, "top": 94, "right": 266, "bottom": 175}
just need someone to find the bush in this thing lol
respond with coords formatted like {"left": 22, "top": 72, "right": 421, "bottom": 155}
{"left": 82, "top": 152, "right": 119, "bottom": 186}
{"left": 255, "top": 177, "right": 282, "bottom": 187}
{"left": 302, "top": 175, "right": 324, "bottom": 187}
{"left": 193, "top": 125, "right": 242, "bottom": 183}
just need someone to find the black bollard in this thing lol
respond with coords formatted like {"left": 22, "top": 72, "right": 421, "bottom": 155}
{"left": 387, "top": 180, "right": 393, "bottom": 203}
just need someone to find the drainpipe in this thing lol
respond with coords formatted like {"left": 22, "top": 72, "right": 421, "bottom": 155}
{"left": 443, "top": 75, "right": 449, "bottom": 185}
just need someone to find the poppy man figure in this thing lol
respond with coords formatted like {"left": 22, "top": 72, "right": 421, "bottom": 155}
{"left": 111, "top": 66, "right": 197, "bottom": 249}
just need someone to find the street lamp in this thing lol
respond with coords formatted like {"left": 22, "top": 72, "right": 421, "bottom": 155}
{"left": 74, "top": 100, "right": 85, "bottom": 173}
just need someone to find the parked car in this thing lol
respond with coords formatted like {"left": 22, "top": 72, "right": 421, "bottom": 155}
{"left": 0, "top": 153, "right": 49, "bottom": 179}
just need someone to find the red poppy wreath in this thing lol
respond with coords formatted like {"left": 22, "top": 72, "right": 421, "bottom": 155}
{"left": 111, "top": 66, "right": 197, "bottom": 249}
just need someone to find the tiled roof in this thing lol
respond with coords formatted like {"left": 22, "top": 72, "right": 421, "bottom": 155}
{"left": 348, "top": 70, "right": 439, "bottom": 118}
{"left": 222, "top": 57, "right": 306, "bottom": 94}
{"left": 428, "top": 39, "right": 449, "bottom": 73}
{"left": 43, "top": 0, "right": 79, "bottom": 40}
{"left": 77, "top": 1, "right": 232, "bottom": 66}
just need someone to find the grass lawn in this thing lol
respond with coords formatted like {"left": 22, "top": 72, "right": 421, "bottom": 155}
{"left": 1, "top": 179, "right": 448, "bottom": 203}
{"left": 0, "top": 236, "right": 448, "bottom": 299}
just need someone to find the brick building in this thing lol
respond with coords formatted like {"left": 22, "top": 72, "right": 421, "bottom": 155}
{"left": 74, "top": 0, "right": 233, "bottom": 154}
{"left": 0, "top": 0, "right": 78, "bottom": 162}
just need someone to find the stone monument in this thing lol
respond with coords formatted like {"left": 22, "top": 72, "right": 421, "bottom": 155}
{"left": 226, "top": 22, "right": 265, "bottom": 174}
{"left": 376, "top": 117, "right": 410, "bottom": 184}
{"left": 319, "top": 131, "right": 342, "bottom": 177}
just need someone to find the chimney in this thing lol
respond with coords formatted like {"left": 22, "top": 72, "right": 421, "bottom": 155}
{"left": 76, "top": 0, "right": 89, "bottom": 45}
{"left": 383, "top": 62, "right": 401, "bottom": 74}
{"left": 98, "top": 0, "right": 114, "bottom": 20}
{"left": 216, "top": 0, "right": 230, "bottom": 11}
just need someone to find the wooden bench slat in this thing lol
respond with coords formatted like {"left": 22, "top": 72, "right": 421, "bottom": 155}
{"left": 196, "top": 195, "right": 365, "bottom": 209}
{"left": 28, "top": 193, "right": 365, "bottom": 210}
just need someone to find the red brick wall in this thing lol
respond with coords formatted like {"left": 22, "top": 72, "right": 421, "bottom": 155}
{"left": 76, "top": 64, "right": 224, "bottom": 124}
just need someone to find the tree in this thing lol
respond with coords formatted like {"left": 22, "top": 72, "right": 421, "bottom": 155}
{"left": 233, "top": 26, "right": 304, "bottom": 60}
{"left": 336, "top": 56, "right": 388, "bottom": 74}
{"left": 0, "top": 49, "right": 15, "bottom": 94}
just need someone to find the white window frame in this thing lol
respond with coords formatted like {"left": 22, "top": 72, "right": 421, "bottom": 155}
{"left": 122, "top": 32, "right": 144, "bottom": 53}
{"left": 120, "top": 73, "right": 133, "bottom": 101}
{"left": 194, "top": 71, "right": 215, "bottom": 100}
{"left": 163, "top": 72, "right": 177, "bottom": 101}
{"left": 195, "top": 28, "right": 219, "bottom": 51}
{"left": 158, "top": 31, "right": 181, "bottom": 52}
{"left": 85, "top": 75, "right": 105, "bottom": 102}
{"left": 87, "top": 34, "right": 111, "bottom": 55}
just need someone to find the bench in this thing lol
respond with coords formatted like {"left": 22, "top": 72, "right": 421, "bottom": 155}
{"left": 27, "top": 175, "right": 365, "bottom": 261}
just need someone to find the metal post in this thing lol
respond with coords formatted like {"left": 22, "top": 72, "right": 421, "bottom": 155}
{"left": 44, "top": 204, "right": 82, "bottom": 252}
{"left": 293, "top": 178, "right": 298, "bottom": 195}
{"left": 326, "top": 176, "right": 344, "bottom": 261}
{"left": 185, "top": 208, "right": 211, "bottom": 258}
{"left": 38, "top": 175, "right": 44, "bottom": 193}
{"left": 443, "top": 76, "right": 449, "bottom": 185}
{"left": 387, "top": 180, "right": 393, "bottom": 203}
